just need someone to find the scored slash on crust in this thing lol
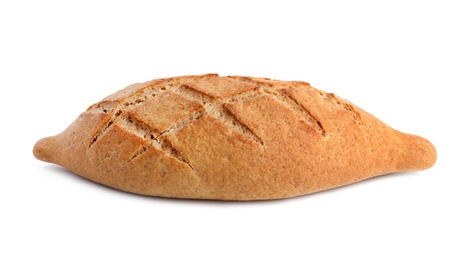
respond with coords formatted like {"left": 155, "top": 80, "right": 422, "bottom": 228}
{"left": 121, "top": 115, "right": 197, "bottom": 171}
{"left": 173, "top": 85, "right": 264, "bottom": 145}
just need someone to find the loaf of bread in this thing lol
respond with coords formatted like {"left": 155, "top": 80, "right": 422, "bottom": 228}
{"left": 33, "top": 74, "right": 436, "bottom": 200}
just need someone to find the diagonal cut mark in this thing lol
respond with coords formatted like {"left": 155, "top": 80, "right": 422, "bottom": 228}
{"left": 224, "top": 75, "right": 327, "bottom": 136}
{"left": 121, "top": 114, "right": 197, "bottom": 171}
{"left": 174, "top": 85, "right": 264, "bottom": 145}
{"left": 264, "top": 89, "right": 326, "bottom": 136}
{"left": 158, "top": 109, "right": 205, "bottom": 137}
{"left": 88, "top": 81, "right": 178, "bottom": 149}
{"left": 218, "top": 105, "right": 264, "bottom": 145}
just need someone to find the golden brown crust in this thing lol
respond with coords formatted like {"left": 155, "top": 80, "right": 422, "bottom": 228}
{"left": 33, "top": 74, "right": 437, "bottom": 200}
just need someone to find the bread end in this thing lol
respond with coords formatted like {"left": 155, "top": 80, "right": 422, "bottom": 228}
{"left": 399, "top": 134, "right": 437, "bottom": 172}
{"left": 33, "top": 136, "right": 57, "bottom": 163}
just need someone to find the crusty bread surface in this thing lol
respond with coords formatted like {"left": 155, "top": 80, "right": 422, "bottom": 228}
{"left": 33, "top": 74, "right": 437, "bottom": 200}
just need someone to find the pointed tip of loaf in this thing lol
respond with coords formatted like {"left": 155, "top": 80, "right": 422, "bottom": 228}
{"left": 398, "top": 133, "right": 437, "bottom": 172}
{"left": 33, "top": 136, "right": 57, "bottom": 163}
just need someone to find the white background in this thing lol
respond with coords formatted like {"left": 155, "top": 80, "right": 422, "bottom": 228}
{"left": 1, "top": 1, "right": 459, "bottom": 259}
